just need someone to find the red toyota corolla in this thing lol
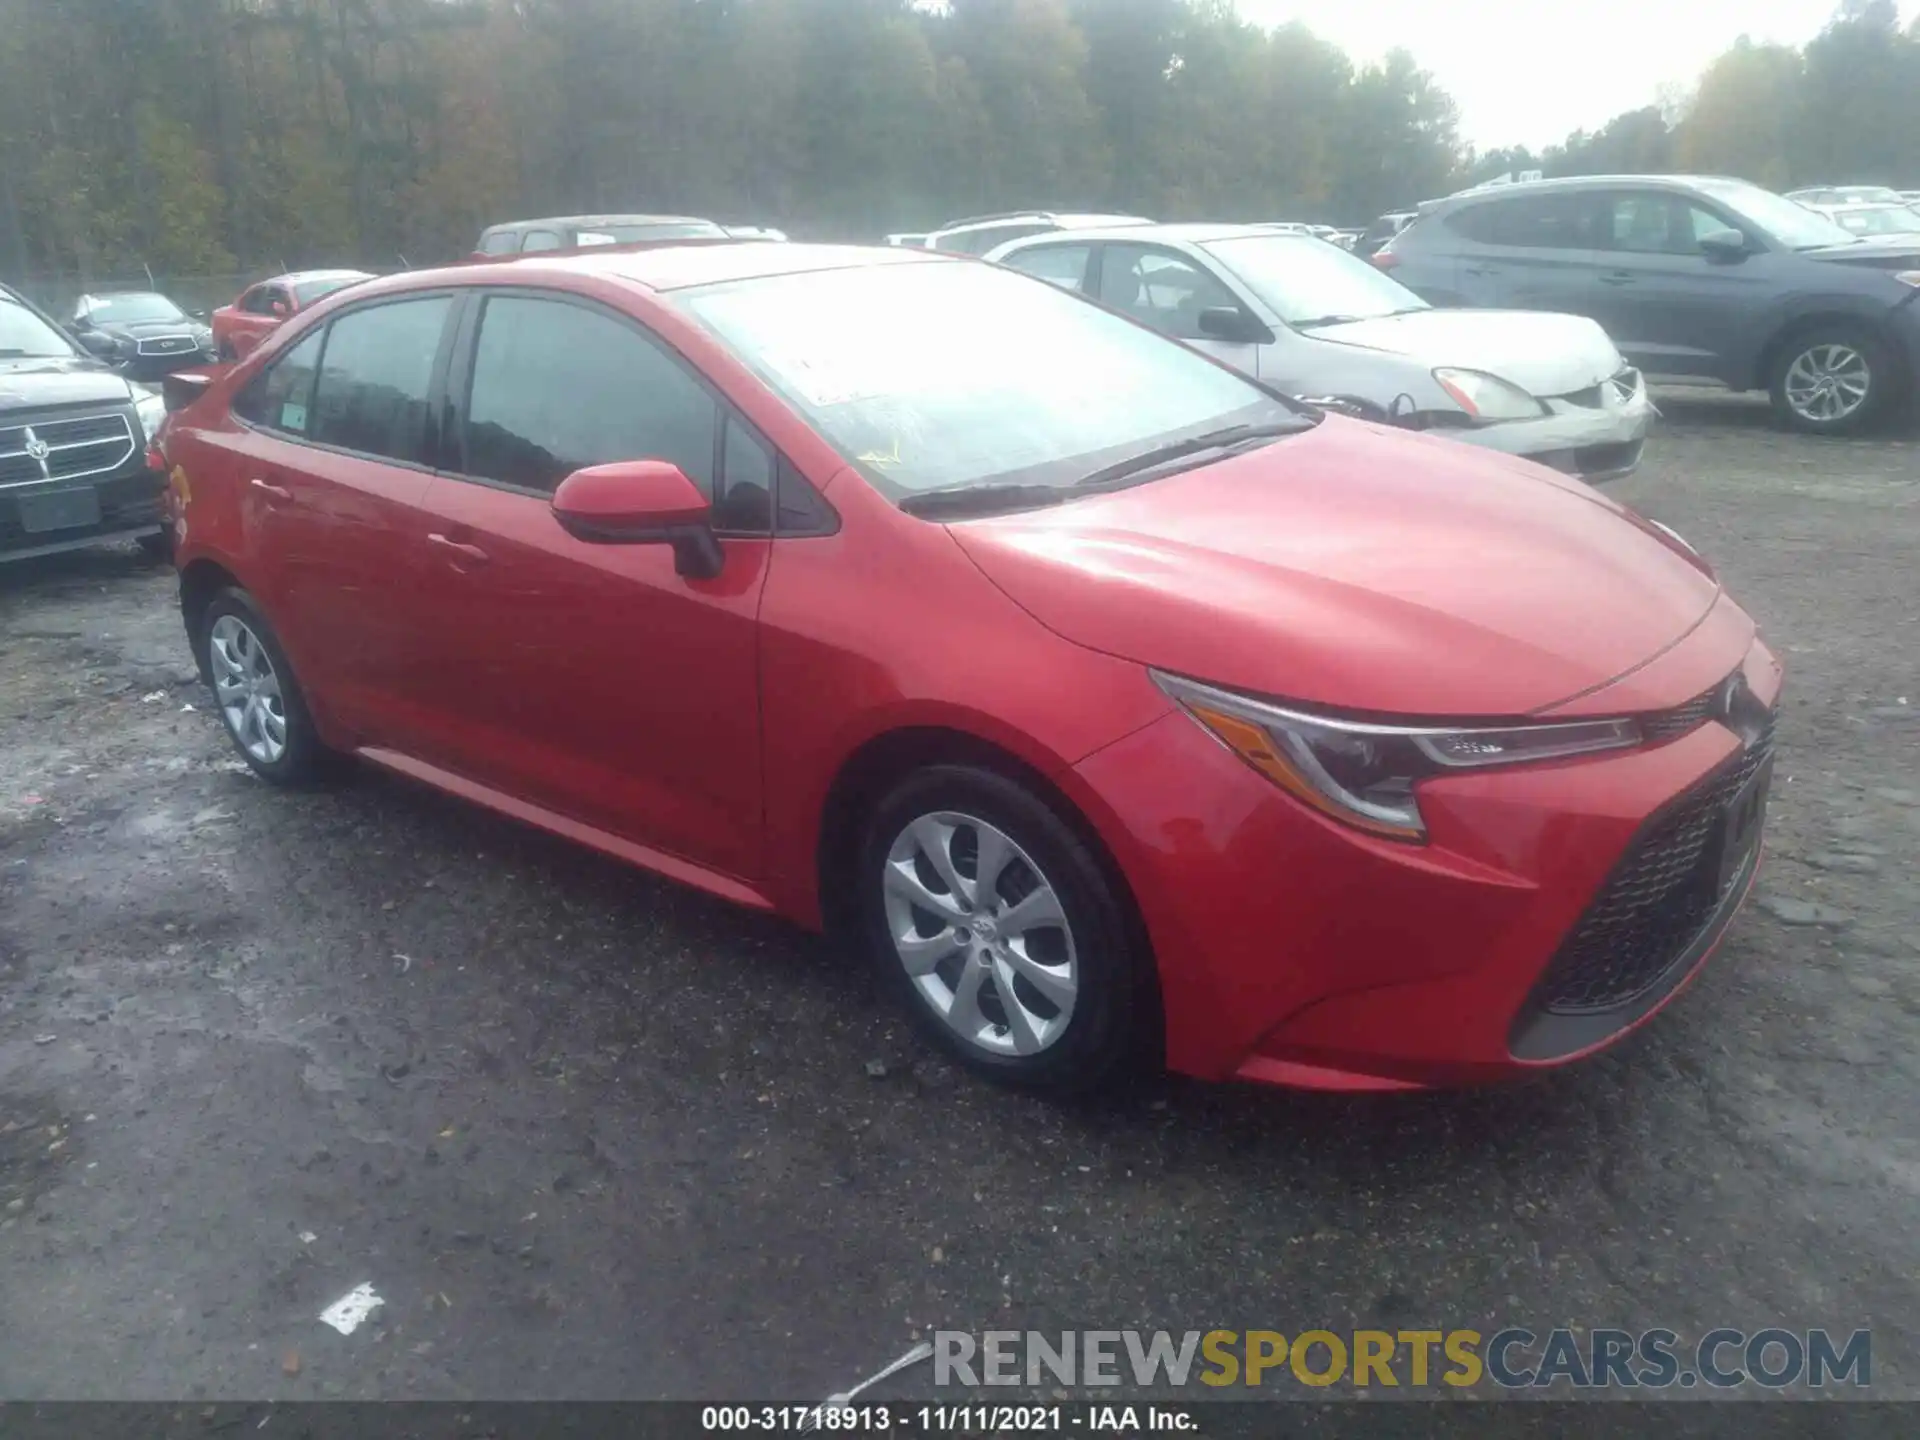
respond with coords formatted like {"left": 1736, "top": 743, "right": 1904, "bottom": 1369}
{"left": 154, "top": 243, "right": 1780, "bottom": 1093}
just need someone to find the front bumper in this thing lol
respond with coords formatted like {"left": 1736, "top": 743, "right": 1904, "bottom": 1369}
{"left": 1455, "top": 369, "right": 1656, "bottom": 482}
{"left": 0, "top": 467, "right": 166, "bottom": 563}
{"left": 1073, "top": 635, "right": 1781, "bottom": 1090}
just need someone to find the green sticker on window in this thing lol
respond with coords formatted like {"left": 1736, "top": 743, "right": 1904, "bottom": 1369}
{"left": 280, "top": 401, "right": 307, "bottom": 432}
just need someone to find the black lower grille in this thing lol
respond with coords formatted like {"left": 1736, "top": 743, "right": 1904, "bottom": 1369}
{"left": 1530, "top": 710, "right": 1774, "bottom": 1014}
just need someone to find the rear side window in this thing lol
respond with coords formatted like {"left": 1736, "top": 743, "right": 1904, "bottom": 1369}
{"left": 1002, "top": 244, "right": 1092, "bottom": 292}
{"left": 308, "top": 297, "right": 450, "bottom": 465}
{"left": 460, "top": 295, "right": 718, "bottom": 498}
{"left": 478, "top": 231, "right": 518, "bottom": 256}
{"left": 1449, "top": 194, "right": 1608, "bottom": 250}
{"left": 520, "top": 230, "right": 563, "bottom": 253}
{"left": 232, "top": 328, "right": 325, "bottom": 434}
{"left": 240, "top": 286, "right": 281, "bottom": 316}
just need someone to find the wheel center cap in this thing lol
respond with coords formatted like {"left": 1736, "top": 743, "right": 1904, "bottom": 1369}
{"left": 970, "top": 915, "right": 997, "bottom": 942}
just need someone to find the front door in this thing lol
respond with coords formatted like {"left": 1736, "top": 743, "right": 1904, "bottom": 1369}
{"left": 411, "top": 291, "right": 771, "bottom": 881}
{"left": 1094, "top": 243, "right": 1264, "bottom": 378}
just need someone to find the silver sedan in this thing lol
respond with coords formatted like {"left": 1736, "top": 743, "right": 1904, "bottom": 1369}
{"left": 986, "top": 223, "right": 1654, "bottom": 482}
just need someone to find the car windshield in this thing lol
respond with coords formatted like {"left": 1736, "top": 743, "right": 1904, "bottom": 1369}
{"left": 677, "top": 259, "right": 1302, "bottom": 497}
{"left": 1698, "top": 179, "right": 1857, "bottom": 250}
{"left": 0, "top": 295, "right": 78, "bottom": 358}
{"left": 1202, "top": 233, "right": 1427, "bottom": 327}
{"left": 292, "top": 275, "right": 366, "bottom": 305}
{"left": 87, "top": 292, "right": 185, "bottom": 324}
{"left": 1830, "top": 205, "right": 1920, "bottom": 236}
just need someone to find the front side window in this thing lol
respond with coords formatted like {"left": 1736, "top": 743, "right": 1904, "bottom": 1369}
{"left": 240, "top": 286, "right": 280, "bottom": 316}
{"left": 292, "top": 274, "right": 366, "bottom": 307}
{"left": 677, "top": 258, "right": 1302, "bottom": 498}
{"left": 233, "top": 328, "right": 326, "bottom": 434}
{"left": 1096, "top": 245, "right": 1242, "bottom": 341}
{"left": 460, "top": 295, "right": 717, "bottom": 498}
{"left": 478, "top": 231, "right": 519, "bottom": 256}
{"left": 1001, "top": 244, "right": 1092, "bottom": 292}
{"left": 1608, "top": 195, "right": 1697, "bottom": 255}
{"left": 308, "top": 297, "right": 450, "bottom": 465}
{"left": 1202, "top": 233, "right": 1426, "bottom": 328}
{"left": 1696, "top": 179, "right": 1855, "bottom": 251}
{"left": 520, "top": 230, "right": 563, "bottom": 253}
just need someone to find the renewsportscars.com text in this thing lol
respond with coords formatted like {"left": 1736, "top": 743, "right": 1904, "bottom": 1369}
{"left": 934, "top": 1328, "right": 1871, "bottom": 1390}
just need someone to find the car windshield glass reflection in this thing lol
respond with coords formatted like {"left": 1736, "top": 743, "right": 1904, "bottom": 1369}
{"left": 1202, "top": 234, "right": 1427, "bottom": 327}
{"left": 87, "top": 293, "right": 187, "bottom": 325}
{"left": 677, "top": 260, "right": 1303, "bottom": 498}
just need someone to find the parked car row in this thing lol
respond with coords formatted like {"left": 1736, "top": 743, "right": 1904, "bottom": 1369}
{"left": 143, "top": 231, "right": 1783, "bottom": 1099}
{"left": 1372, "top": 173, "right": 1920, "bottom": 434}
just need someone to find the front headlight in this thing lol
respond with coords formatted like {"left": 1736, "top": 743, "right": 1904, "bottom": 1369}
{"left": 134, "top": 389, "right": 166, "bottom": 444}
{"left": 1154, "top": 672, "right": 1643, "bottom": 841}
{"left": 1895, "top": 271, "right": 1920, "bottom": 288}
{"left": 1432, "top": 367, "right": 1544, "bottom": 421}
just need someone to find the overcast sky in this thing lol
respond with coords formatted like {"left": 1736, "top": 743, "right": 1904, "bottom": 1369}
{"left": 1234, "top": 0, "right": 1915, "bottom": 150}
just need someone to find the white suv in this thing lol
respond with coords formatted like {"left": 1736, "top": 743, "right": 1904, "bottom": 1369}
{"left": 922, "top": 211, "right": 1151, "bottom": 256}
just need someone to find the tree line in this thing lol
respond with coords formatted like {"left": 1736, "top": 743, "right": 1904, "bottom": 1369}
{"left": 1, "top": 0, "right": 1916, "bottom": 288}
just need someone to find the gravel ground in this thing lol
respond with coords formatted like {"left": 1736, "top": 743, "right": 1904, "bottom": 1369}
{"left": 0, "top": 393, "right": 1915, "bottom": 1404}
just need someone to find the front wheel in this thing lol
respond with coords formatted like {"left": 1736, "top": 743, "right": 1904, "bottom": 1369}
{"left": 1769, "top": 326, "right": 1895, "bottom": 435}
{"left": 858, "top": 764, "right": 1154, "bottom": 1093}
{"left": 199, "top": 587, "right": 329, "bottom": 784}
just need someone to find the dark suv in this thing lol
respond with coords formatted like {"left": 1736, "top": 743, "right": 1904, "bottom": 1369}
{"left": 1378, "top": 175, "right": 1920, "bottom": 433}
{"left": 1, "top": 283, "right": 170, "bottom": 563}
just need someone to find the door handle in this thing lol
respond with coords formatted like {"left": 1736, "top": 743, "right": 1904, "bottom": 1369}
{"left": 1599, "top": 271, "right": 1635, "bottom": 285}
{"left": 427, "top": 532, "right": 490, "bottom": 565}
{"left": 249, "top": 477, "right": 292, "bottom": 501}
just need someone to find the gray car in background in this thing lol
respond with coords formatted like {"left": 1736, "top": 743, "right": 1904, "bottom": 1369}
{"left": 988, "top": 223, "right": 1653, "bottom": 481}
{"left": 1378, "top": 174, "right": 1920, "bottom": 434}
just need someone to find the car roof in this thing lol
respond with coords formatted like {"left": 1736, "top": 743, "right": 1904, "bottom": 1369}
{"left": 1426, "top": 174, "right": 1746, "bottom": 210}
{"left": 270, "top": 269, "right": 373, "bottom": 286}
{"left": 441, "top": 241, "right": 941, "bottom": 294}
{"left": 483, "top": 214, "right": 717, "bottom": 232}
{"left": 934, "top": 212, "right": 1149, "bottom": 233}
{"left": 992, "top": 221, "right": 1292, "bottom": 249}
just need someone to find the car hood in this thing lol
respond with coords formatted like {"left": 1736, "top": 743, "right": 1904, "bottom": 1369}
{"left": 1309, "top": 309, "right": 1625, "bottom": 398}
{"left": 99, "top": 318, "right": 203, "bottom": 339}
{"left": 948, "top": 419, "right": 1722, "bottom": 718}
{"left": 0, "top": 355, "right": 138, "bottom": 408}
{"left": 1799, "top": 238, "right": 1920, "bottom": 267}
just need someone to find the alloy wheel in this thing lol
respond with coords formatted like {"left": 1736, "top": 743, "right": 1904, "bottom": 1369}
{"left": 881, "top": 811, "right": 1078, "bottom": 1057}
{"left": 207, "top": 613, "right": 289, "bottom": 765}
{"left": 1783, "top": 344, "right": 1871, "bottom": 424}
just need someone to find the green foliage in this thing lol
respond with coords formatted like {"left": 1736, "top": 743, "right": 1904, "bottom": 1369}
{"left": 1, "top": 0, "right": 1914, "bottom": 283}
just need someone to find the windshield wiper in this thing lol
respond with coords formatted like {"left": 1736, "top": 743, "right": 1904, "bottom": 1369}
{"left": 1074, "top": 421, "right": 1305, "bottom": 488}
{"left": 899, "top": 483, "right": 1068, "bottom": 520}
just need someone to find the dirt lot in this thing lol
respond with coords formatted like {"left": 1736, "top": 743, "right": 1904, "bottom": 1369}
{"left": 1, "top": 393, "right": 1916, "bottom": 1403}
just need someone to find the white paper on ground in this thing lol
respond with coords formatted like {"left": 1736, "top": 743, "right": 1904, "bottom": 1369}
{"left": 318, "top": 1283, "right": 384, "bottom": 1334}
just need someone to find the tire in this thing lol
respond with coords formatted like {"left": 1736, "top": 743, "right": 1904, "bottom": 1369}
{"left": 198, "top": 586, "right": 329, "bottom": 784}
{"left": 856, "top": 764, "right": 1154, "bottom": 1093}
{"left": 1768, "top": 324, "right": 1896, "bottom": 435}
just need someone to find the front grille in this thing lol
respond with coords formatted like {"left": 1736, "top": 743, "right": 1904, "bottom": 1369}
{"left": 1529, "top": 708, "right": 1775, "bottom": 1014}
{"left": 1641, "top": 686, "right": 1717, "bottom": 744}
{"left": 0, "top": 412, "right": 138, "bottom": 488}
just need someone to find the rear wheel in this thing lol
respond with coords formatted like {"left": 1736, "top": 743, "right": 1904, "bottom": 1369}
{"left": 857, "top": 764, "right": 1152, "bottom": 1093}
{"left": 199, "top": 587, "right": 328, "bottom": 784}
{"left": 1768, "top": 325, "right": 1894, "bottom": 435}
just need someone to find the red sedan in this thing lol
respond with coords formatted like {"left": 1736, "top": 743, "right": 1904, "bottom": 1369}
{"left": 209, "top": 269, "right": 372, "bottom": 361}
{"left": 153, "top": 243, "right": 1780, "bottom": 1093}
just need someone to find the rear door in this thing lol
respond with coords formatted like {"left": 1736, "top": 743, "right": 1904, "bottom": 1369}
{"left": 409, "top": 289, "right": 772, "bottom": 878}
{"left": 226, "top": 294, "right": 458, "bottom": 747}
{"left": 1443, "top": 192, "right": 1612, "bottom": 317}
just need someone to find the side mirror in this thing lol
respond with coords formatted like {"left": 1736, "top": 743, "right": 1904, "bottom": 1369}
{"left": 551, "top": 459, "right": 723, "bottom": 579}
{"left": 1197, "top": 306, "right": 1271, "bottom": 344}
{"left": 1699, "top": 228, "right": 1750, "bottom": 263}
{"left": 190, "top": 309, "right": 207, "bottom": 320}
